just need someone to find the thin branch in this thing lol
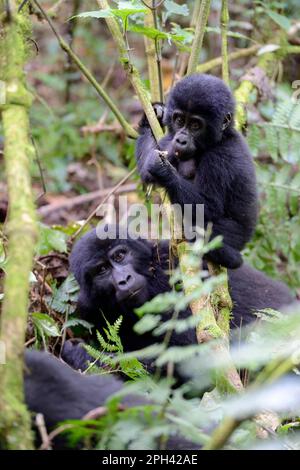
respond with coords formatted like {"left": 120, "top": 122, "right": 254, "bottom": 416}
{"left": 187, "top": 0, "right": 211, "bottom": 75}
{"left": 220, "top": 0, "right": 229, "bottom": 85}
{"left": 30, "top": 0, "right": 137, "bottom": 139}
{"left": 177, "top": 0, "right": 202, "bottom": 78}
{"left": 263, "top": 183, "right": 300, "bottom": 194}
{"left": 71, "top": 168, "right": 136, "bottom": 241}
{"left": 38, "top": 183, "right": 137, "bottom": 218}
{"left": 140, "top": 0, "right": 166, "bottom": 10}
{"left": 144, "top": 9, "right": 161, "bottom": 102}
{"left": 196, "top": 45, "right": 260, "bottom": 73}
{"left": 151, "top": 0, "right": 164, "bottom": 103}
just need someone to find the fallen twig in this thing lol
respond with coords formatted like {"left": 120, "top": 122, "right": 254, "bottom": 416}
{"left": 38, "top": 183, "right": 137, "bottom": 218}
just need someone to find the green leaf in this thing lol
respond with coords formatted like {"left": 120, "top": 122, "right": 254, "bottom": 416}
{"left": 72, "top": 10, "right": 114, "bottom": 20}
{"left": 134, "top": 314, "right": 162, "bottom": 335}
{"left": 205, "top": 26, "right": 254, "bottom": 42}
{"left": 135, "top": 291, "right": 180, "bottom": 316}
{"left": 62, "top": 318, "right": 93, "bottom": 333}
{"left": 50, "top": 275, "right": 78, "bottom": 315}
{"left": 128, "top": 24, "right": 169, "bottom": 41}
{"left": 37, "top": 223, "right": 67, "bottom": 255}
{"left": 73, "top": 6, "right": 147, "bottom": 23}
{"left": 170, "top": 24, "right": 194, "bottom": 45}
{"left": 128, "top": 24, "right": 185, "bottom": 43}
{"left": 265, "top": 10, "right": 291, "bottom": 31}
{"left": 164, "top": 0, "right": 189, "bottom": 17}
{"left": 31, "top": 312, "right": 60, "bottom": 338}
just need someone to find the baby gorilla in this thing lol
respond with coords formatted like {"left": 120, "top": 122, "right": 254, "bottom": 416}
{"left": 63, "top": 228, "right": 294, "bottom": 372}
{"left": 24, "top": 350, "right": 199, "bottom": 450}
{"left": 136, "top": 74, "right": 258, "bottom": 269}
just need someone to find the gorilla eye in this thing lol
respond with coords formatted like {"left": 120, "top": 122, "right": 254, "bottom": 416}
{"left": 174, "top": 115, "right": 185, "bottom": 127}
{"left": 190, "top": 119, "right": 204, "bottom": 131}
{"left": 98, "top": 264, "right": 108, "bottom": 275}
{"left": 112, "top": 249, "right": 127, "bottom": 263}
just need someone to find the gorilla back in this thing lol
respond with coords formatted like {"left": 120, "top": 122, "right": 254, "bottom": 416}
{"left": 24, "top": 350, "right": 199, "bottom": 450}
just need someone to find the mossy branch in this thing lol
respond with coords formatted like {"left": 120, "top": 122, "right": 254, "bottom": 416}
{"left": 186, "top": 0, "right": 211, "bottom": 75}
{"left": 196, "top": 45, "right": 260, "bottom": 74}
{"left": 144, "top": 9, "right": 161, "bottom": 102}
{"left": 31, "top": 0, "right": 137, "bottom": 139}
{"left": 177, "top": 0, "right": 202, "bottom": 78}
{"left": 0, "top": 0, "right": 37, "bottom": 449}
{"left": 220, "top": 0, "right": 229, "bottom": 85}
{"left": 177, "top": 242, "right": 243, "bottom": 394}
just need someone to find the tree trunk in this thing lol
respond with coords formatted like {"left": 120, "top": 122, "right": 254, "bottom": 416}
{"left": 0, "top": 1, "right": 37, "bottom": 449}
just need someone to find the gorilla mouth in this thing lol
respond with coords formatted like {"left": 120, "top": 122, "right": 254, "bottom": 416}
{"left": 116, "top": 288, "right": 142, "bottom": 303}
{"left": 128, "top": 288, "right": 143, "bottom": 299}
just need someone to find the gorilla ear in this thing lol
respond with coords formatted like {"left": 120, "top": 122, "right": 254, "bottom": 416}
{"left": 222, "top": 113, "right": 232, "bottom": 131}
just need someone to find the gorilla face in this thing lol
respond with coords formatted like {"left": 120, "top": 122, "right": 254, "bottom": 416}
{"left": 69, "top": 229, "right": 170, "bottom": 324}
{"left": 165, "top": 73, "right": 235, "bottom": 150}
{"left": 170, "top": 109, "right": 206, "bottom": 158}
{"left": 87, "top": 243, "right": 149, "bottom": 307}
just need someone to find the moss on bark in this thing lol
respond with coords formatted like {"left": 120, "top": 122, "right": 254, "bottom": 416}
{"left": 0, "top": 1, "right": 37, "bottom": 449}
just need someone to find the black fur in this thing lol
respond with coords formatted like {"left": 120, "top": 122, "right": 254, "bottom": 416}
{"left": 24, "top": 350, "right": 199, "bottom": 450}
{"left": 66, "top": 228, "right": 197, "bottom": 374}
{"left": 136, "top": 74, "right": 258, "bottom": 268}
{"left": 65, "top": 229, "right": 294, "bottom": 372}
{"left": 228, "top": 263, "right": 294, "bottom": 328}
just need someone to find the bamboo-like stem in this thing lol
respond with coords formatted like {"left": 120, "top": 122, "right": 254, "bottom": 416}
{"left": 186, "top": 0, "right": 211, "bottom": 75}
{"left": 31, "top": 0, "right": 137, "bottom": 139}
{"left": 220, "top": 0, "right": 229, "bottom": 85}
{"left": 197, "top": 44, "right": 300, "bottom": 75}
{"left": 144, "top": 10, "right": 161, "bottom": 102}
{"left": 196, "top": 45, "right": 260, "bottom": 73}
{"left": 96, "top": 0, "right": 164, "bottom": 141}
{"left": 151, "top": 0, "right": 164, "bottom": 102}
{"left": 0, "top": 0, "right": 37, "bottom": 449}
{"left": 177, "top": 242, "right": 243, "bottom": 394}
{"left": 177, "top": 0, "right": 202, "bottom": 78}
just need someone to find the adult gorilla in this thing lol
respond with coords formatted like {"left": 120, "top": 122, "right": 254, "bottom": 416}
{"left": 62, "top": 228, "right": 294, "bottom": 371}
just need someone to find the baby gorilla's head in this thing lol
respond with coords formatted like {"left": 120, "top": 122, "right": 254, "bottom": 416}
{"left": 165, "top": 74, "right": 235, "bottom": 153}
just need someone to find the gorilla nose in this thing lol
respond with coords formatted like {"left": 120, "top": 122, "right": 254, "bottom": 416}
{"left": 175, "top": 136, "right": 187, "bottom": 147}
{"left": 117, "top": 274, "right": 132, "bottom": 289}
